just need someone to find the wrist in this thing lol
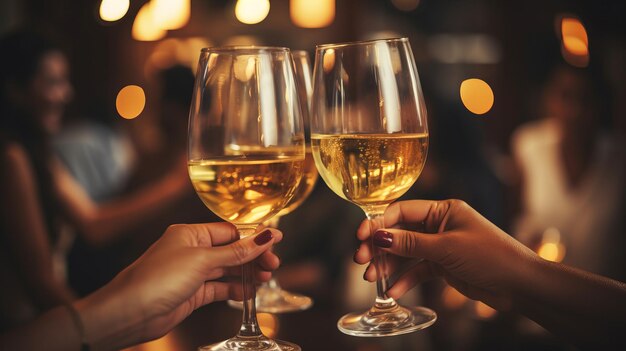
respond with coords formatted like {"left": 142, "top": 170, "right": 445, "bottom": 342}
{"left": 74, "top": 279, "right": 142, "bottom": 351}
{"left": 494, "top": 243, "right": 541, "bottom": 304}
{"left": 507, "top": 251, "right": 550, "bottom": 308}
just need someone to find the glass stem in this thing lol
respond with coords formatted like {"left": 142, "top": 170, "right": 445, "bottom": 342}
{"left": 365, "top": 206, "right": 397, "bottom": 310}
{"left": 264, "top": 215, "right": 281, "bottom": 290}
{"left": 236, "top": 226, "right": 263, "bottom": 338}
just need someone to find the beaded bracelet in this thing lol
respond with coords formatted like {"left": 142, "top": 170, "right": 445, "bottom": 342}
{"left": 65, "top": 303, "right": 90, "bottom": 351}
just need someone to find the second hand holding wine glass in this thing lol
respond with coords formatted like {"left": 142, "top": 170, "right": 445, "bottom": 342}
{"left": 311, "top": 38, "right": 437, "bottom": 337}
{"left": 188, "top": 46, "right": 305, "bottom": 351}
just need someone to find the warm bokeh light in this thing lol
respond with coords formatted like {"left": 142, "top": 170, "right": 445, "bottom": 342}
{"left": 152, "top": 0, "right": 191, "bottom": 30}
{"left": 257, "top": 313, "right": 279, "bottom": 338}
{"left": 561, "top": 17, "right": 588, "bottom": 55}
{"left": 538, "top": 242, "right": 559, "bottom": 261}
{"left": 474, "top": 301, "right": 497, "bottom": 319}
{"left": 537, "top": 227, "right": 566, "bottom": 262}
{"left": 391, "top": 0, "right": 420, "bottom": 12}
{"left": 235, "top": 0, "right": 270, "bottom": 25}
{"left": 322, "top": 49, "right": 335, "bottom": 73}
{"left": 132, "top": 2, "right": 166, "bottom": 41}
{"left": 563, "top": 36, "right": 588, "bottom": 56}
{"left": 442, "top": 284, "right": 467, "bottom": 310}
{"left": 99, "top": 0, "right": 129, "bottom": 22}
{"left": 290, "top": 0, "right": 335, "bottom": 28}
{"left": 559, "top": 16, "right": 589, "bottom": 67}
{"left": 116, "top": 85, "right": 146, "bottom": 119}
{"left": 460, "top": 78, "right": 494, "bottom": 115}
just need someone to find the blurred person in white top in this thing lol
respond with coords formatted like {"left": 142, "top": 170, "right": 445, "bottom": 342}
{"left": 512, "top": 64, "right": 626, "bottom": 280}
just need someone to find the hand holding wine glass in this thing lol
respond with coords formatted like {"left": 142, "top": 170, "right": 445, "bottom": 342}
{"left": 355, "top": 199, "right": 626, "bottom": 349}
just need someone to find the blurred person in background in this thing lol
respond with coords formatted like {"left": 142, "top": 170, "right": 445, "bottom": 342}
{"left": 0, "top": 30, "right": 189, "bottom": 331}
{"left": 62, "top": 65, "right": 208, "bottom": 295}
{"left": 52, "top": 101, "right": 137, "bottom": 297}
{"left": 511, "top": 64, "right": 626, "bottom": 281}
{"left": 53, "top": 100, "right": 135, "bottom": 205}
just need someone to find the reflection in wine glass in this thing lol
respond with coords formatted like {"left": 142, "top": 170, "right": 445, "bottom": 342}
{"left": 311, "top": 38, "right": 436, "bottom": 337}
{"left": 228, "top": 50, "right": 318, "bottom": 314}
{"left": 188, "top": 46, "right": 305, "bottom": 351}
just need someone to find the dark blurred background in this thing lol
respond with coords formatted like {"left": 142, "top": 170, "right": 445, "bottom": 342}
{"left": 1, "top": 0, "right": 624, "bottom": 350}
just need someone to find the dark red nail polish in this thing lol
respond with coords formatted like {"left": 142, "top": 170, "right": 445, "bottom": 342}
{"left": 254, "top": 230, "right": 273, "bottom": 245}
{"left": 373, "top": 230, "right": 393, "bottom": 248}
{"left": 363, "top": 264, "right": 372, "bottom": 281}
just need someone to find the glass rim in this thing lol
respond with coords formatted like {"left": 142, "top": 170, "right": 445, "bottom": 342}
{"left": 316, "top": 37, "right": 409, "bottom": 50}
{"left": 201, "top": 45, "right": 290, "bottom": 53}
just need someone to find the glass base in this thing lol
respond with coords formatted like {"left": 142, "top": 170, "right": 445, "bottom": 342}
{"left": 337, "top": 304, "right": 437, "bottom": 337}
{"left": 227, "top": 285, "right": 313, "bottom": 314}
{"left": 199, "top": 335, "right": 300, "bottom": 351}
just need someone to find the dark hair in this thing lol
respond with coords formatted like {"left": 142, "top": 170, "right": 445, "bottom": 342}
{"left": 544, "top": 62, "right": 612, "bottom": 130}
{"left": 157, "top": 64, "right": 196, "bottom": 142}
{"left": 0, "top": 30, "right": 63, "bottom": 241}
{"left": 0, "top": 30, "right": 62, "bottom": 135}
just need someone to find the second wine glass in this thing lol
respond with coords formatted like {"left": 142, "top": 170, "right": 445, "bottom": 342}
{"left": 188, "top": 46, "right": 305, "bottom": 351}
{"left": 310, "top": 38, "right": 437, "bottom": 337}
{"left": 228, "top": 50, "right": 318, "bottom": 313}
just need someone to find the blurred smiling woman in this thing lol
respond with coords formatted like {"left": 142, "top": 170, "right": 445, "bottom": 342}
{"left": 0, "top": 31, "right": 188, "bottom": 331}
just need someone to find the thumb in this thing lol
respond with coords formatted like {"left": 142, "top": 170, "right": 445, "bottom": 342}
{"left": 208, "top": 229, "right": 278, "bottom": 267}
{"left": 372, "top": 228, "right": 446, "bottom": 262}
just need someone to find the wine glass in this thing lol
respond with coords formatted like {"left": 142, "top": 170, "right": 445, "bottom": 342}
{"left": 228, "top": 50, "right": 317, "bottom": 313}
{"left": 310, "top": 38, "right": 436, "bottom": 337}
{"left": 188, "top": 46, "right": 305, "bottom": 351}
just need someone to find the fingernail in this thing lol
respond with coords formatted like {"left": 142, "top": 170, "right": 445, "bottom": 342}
{"left": 254, "top": 230, "right": 273, "bottom": 245}
{"left": 373, "top": 230, "right": 393, "bottom": 248}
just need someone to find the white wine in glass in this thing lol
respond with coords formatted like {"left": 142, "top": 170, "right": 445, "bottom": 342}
{"left": 188, "top": 46, "right": 305, "bottom": 351}
{"left": 312, "top": 134, "right": 428, "bottom": 205}
{"left": 189, "top": 153, "right": 305, "bottom": 224}
{"left": 311, "top": 38, "right": 436, "bottom": 337}
{"left": 228, "top": 50, "right": 318, "bottom": 314}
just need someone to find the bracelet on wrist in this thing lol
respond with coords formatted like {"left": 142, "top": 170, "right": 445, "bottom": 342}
{"left": 65, "top": 303, "right": 91, "bottom": 351}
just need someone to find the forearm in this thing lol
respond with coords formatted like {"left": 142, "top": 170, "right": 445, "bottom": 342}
{"left": 0, "top": 279, "right": 134, "bottom": 351}
{"left": 74, "top": 278, "right": 145, "bottom": 351}
{"left": 0, "top": 304, "right": 83, "bottom": 351}
{"left": 0, "top": 280, "right": 144, "bottom": 351}
{"left": 513, "top": 257, "right": 626, "bottom": 347}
